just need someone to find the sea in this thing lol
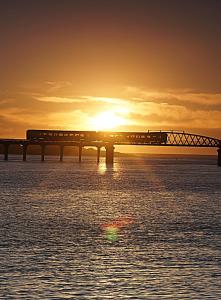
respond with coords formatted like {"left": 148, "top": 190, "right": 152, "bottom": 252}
{"left": 0, "top": 155, "right": 220, "bottom": 299}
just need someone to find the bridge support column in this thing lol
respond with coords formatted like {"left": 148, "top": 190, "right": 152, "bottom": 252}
{"left": 217, "top": 148, "right": 221, "bottom": 167}
{"left": 41, "top": 145, "right": 45, "bottom": 162}
{"left": 97, "top": 146, "right": 101, "bottom": 164}
{"left": 105, "top": 144, "right": 114, "bottom": 164}
{"left": 22, "top": 144, "right": 28, "bottom": 161}
{"left": 4, "top": 143, "right": 9, "bottom": 161}
{"left": 79, "top": 146, "right": 82, "bottom": 163}
{"left": 60, "top": 145, "right": 64, "bottom": 161}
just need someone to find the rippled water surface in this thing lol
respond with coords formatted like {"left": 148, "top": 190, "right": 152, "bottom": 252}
{"left": 0, "top": 156, "right": 221, "bottom": 299}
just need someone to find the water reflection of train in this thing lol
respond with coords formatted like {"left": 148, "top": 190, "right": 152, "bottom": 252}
{"left": 26, "top": 130, "right": 167, "bottom": 144}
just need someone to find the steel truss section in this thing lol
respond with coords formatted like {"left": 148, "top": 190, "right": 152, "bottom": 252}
{"left": 166, "top": 132, "right": 220, "bottom": 147}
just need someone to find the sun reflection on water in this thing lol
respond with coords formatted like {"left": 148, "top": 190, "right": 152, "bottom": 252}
{"left": 97, "top": 160, "right": 121, "bottom": 177}
{"left": 98, "top": 162, "right": 107, "bottom": 175}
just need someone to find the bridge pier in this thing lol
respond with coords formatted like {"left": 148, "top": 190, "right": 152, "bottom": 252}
{"left": 217, "top": 148, "right": 221, "bottom": 167}
{"left": 79, "top": 146, "right": 82, "bottom": 163}
{"left": 4, "top": 143, "right": 9, "bottom": 161}
{"left": 60, "top": 145, "right": 64, "bottom": 161}
{"left": 41, "top": 145, "right": 45, "bottom": 161}
{"left": 105, "top": 144, "right": 114, "bottom": 164}
{"left": 97, "top": 146, "right": 101, "bottom": 163}
{"left": 22, "top": 144, "right": 28, "bottom": 161}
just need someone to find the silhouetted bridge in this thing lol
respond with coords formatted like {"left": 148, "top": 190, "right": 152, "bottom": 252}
{"left": 0, "top": 130, "right": 221, "bottom": 165}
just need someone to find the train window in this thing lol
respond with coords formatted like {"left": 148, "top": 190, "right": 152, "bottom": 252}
{"left": 80, "top": 134, "right": 84, "bottom": 137}
{"left": 59, "top": 133, "right": 64, "bottom": 136}
{"left": 64, "top": 133, "right": 68, "bottom": 136}
{"left": 69, "top": 133, "right": 74, "bottom": 137}
{"left": 48, "top": 133, "right": 53, "bottom": 136}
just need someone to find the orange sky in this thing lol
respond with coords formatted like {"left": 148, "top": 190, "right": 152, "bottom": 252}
{"left": 0, "top": 1, "right": 220, "bottom": 154}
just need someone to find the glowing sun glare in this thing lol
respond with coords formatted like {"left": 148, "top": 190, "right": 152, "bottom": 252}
{"left": 90, "top": 110, "right": 127, "bottom": 131}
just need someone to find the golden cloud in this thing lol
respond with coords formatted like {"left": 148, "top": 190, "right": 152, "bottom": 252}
{"left": 36, "top": 96, "right": 84, "bottom": 103}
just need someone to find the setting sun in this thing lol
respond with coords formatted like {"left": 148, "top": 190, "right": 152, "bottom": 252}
{"left": 90, "top": 110, "right": 128, "bottom": 131}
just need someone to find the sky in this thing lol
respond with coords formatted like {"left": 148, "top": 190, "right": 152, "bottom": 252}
{"left": 0, "top": 0, "right": 221, "bottom": 153}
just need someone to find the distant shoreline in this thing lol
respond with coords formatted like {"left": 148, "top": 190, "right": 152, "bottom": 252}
{"left": 131, "top": 153, "right": 216, "bottom": 158}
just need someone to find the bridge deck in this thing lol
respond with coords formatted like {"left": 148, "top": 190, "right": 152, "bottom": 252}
{"left": 0, "top": 131, "right": 220, "bottom": 165}
{"left": 0, "top": 131, "right": 220, "bottom": 147}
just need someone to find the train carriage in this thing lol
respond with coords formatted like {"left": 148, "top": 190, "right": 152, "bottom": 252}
{"left": 26, "top": 130, "right": 167, "bottom": 144}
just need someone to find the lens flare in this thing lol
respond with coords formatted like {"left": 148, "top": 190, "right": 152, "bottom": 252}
{"left": 101, "top": 216, "right": 134, "bottom": 242}
{"left": 105, "top": 225, "right": 119, "bottom": 242}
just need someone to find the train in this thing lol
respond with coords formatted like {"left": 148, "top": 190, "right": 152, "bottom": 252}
{"left": 26, "top": 129, "right": 168, "bottom": 144}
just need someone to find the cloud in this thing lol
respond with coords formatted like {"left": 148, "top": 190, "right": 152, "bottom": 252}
{"left": 1, "top": 84, "right": 221, "bottom": 140}
{"left": 48, "top": 109, "right": 90, "bottom": 130}
{"left": 36, "top": 96, "right": 84, "bottom": 103}
{"left": 45, "top": 81, "right": 72, "bottom": 90}
{"left": 123, "top": 86, "right": 221, "bottom": 109}
{"left": 129, "top": 103, "right": 221, "bottom": 129}
{"left": 117, "top": 87, "right": 221, "bottom": 134}
{"left": 82, "top": 96, "right": 128, "bottom": 105}
{"left": 0, "top": 102, "right": 90, "bottom": 136}
{"left": 0, "top": 98, "right": 15, "bottom": 106}
{"left": 36, "top": 95, "right": 129, "bottom": 106}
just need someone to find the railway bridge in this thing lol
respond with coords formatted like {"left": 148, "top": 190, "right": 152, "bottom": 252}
{"left": 0, "top": 130, "right": 221, "bottom": 166}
